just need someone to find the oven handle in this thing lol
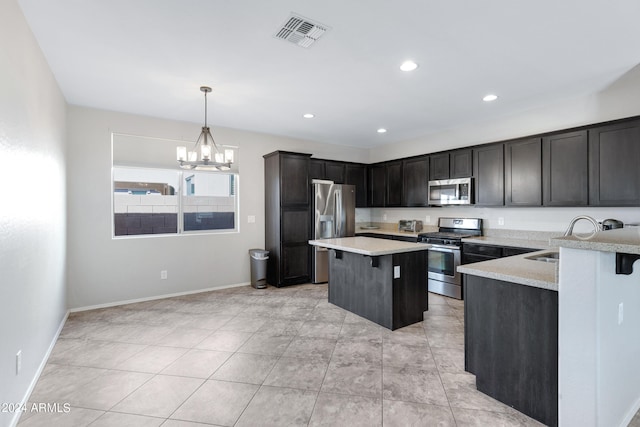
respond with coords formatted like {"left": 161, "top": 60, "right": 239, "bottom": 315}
{"left": 428, "top": 245, "right": 460, "bottom": 252}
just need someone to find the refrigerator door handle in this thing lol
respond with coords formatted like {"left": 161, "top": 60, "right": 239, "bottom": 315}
{"left": 334, "top": 189, "right": 342, "bottom": 237}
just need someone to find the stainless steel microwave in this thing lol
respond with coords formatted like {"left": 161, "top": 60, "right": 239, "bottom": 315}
{"left": 427, "top": 177, "right": 473, "bottom": 205}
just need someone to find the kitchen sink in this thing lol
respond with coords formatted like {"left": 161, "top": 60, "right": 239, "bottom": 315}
{"left": 525, "top": 252, "right": 560, "bottom": 263}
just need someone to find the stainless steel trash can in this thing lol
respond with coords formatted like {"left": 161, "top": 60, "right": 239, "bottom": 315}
{"left": 249, "top": 249, "right": 269, "bottom": 289}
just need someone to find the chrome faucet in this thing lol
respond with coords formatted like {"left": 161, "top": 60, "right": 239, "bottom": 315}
{"left": 563, "top": 215, "right": 602, "bottom": 237}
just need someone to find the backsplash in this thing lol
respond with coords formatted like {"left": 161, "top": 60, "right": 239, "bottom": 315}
{"left": 357, "top": 206, "right": 640, "bottom": 234}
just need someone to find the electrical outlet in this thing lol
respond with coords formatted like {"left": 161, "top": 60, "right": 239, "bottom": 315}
{"left": 247, "top": 215, "right": 256, "bottom": 223}
{"left": 618, "top": 303, "right": 624, "bottom": 325}
{"left": 425, "top": 215, "right": 431, "bottom": 224}
{"left": 383, "top": 213, "right": 388, "bottom": 221}
{"left": 393, "top": 266, "right": 400, "bottom": 279}
{"left": 16, "top": 350, "right": 21, "bottom": 375}
{"left": 498, "top": 217, "right": 505, "bottom": 226}
{"left": 160, "top": 270, "right": 168, "bottom": 280}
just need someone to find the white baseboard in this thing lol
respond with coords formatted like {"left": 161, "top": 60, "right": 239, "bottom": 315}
{"left": 621, "top": 396, "right": 640, "bottom": 427}
{"left": 69, "top": 281, "right": 251, "bottom": 313}
{"left": 10, "top": 310, "right": 70, "bottom": 427}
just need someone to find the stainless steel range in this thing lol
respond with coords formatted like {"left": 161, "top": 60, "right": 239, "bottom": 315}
{"left": 418, "top": 217, "right": 482, "bottom": 299}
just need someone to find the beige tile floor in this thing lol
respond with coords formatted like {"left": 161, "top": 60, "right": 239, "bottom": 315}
{"left": 16, "top": 284, "right": 640, "bottom": 427}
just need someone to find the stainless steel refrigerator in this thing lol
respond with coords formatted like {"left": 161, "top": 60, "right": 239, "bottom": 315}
{"left": 311, "top": 180, "right": 356, "bottom": 283}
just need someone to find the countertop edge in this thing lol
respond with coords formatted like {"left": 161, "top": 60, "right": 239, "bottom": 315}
{"left": 458, "top": 249, "right": 559, "bottom": 292}
{"left": 309, "top": 237, "right": 430, "bottom": 256}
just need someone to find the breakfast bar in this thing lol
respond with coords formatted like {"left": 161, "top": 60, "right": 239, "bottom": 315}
{"left": 309, "top": 237, "right": 429, "bottom": 330}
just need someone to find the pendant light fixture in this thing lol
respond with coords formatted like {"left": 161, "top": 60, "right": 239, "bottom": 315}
{"left": 176, "top": 86, "right": 234, "bottom": 171}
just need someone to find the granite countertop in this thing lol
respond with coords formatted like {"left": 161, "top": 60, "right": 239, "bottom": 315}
{"left": 461, "top": 236, "right": 555, "bottom": 250}
{"left": 309, "top": 237, "right": 429, "bottom": 256}
{"left": 551, "top": 227, "right": 640, "bottom": 255}
{"left": 355, "top": 229, "right": 422, "bottom": 238}
{"left": 457, "top": 249, "right": 559, "bottom": 291}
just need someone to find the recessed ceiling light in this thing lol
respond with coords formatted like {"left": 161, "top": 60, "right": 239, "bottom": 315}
{"left": 483, "top": 94, "right": 498, "bottom": 102}
{"left": 400, "top": 61, "right": 418, "bottom": 72}
{"left": 377, "top": 128, "right": 387, "bottom": 134}
{"left": 303, "top": 113, "right": 315, "bottom": 118}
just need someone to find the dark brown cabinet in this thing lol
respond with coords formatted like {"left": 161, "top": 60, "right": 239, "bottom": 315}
{"left": 588, "top": 119, "right": 640, "bottom": 206}
{"left": 402, "top": 156, "right": 429, "bottom": 207}
{"left": 429, "top": 152, "right": 450, "bottom": 180}
{"left": 462, "top": 243, "right": 538, "bottom": 264}
{"left": 450, "top": 149, "right": 473, "bottom": 178}
{"left": 325, "top": 161, "right": 346, "bottom": 183}
{"left": 386, "top": 160, "right": 403, "bottom": 207}
{"left": 368, "top": 163, "right": 386, "bottom": 207}
{"left": 345, "top": 163, "right": 367, "bottom": 207}
{"left": 505, "top": 138, "right": 542, "bottom": 206}
{"left": 430, "top": 149, "right": 472, "bottom": 180}
{"left": 474, "top": 144, "right": 504, "bottom": 206}
{"left": 264, "top": 151, "right": 311, "bottom": 287}
{"left": 309, "top": 159, "right": 325, "bottom": 180}
{"left": 465, "top": 275, "right": 558, "bottom": 427}
{"left": 543, "top": 130, "right": 588, "bottom": 206}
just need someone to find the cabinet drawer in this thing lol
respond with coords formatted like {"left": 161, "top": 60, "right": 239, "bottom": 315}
{"left": 502, "top": 247, "right": 538, "bottom": 257}
{"left": 462, "top": 253, "right": 497, "bottom": 264}
{"left": 463, "top": 244, "right": 502, "bottom": 258}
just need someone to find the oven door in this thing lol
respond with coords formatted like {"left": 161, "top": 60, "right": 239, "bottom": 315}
{"left": 427, "top": 245, "right": 461, "bottom": 285}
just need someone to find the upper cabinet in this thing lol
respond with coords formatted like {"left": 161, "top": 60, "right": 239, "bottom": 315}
{"left": 345, "top": 163, "right": 367, "bottom": 207}
{"left": 450, "top": 149, "right": 473, "bottom": 178}
{"left": 368, "top": 163, "right": 387, "bottom": 207}
{"left": 543, "top": 130, "right": 588, "bottom": 206}
{"left": 309, "top": 159, "right": 345, "bottom": 183}
{"left": 325, "top": 161, "right": 346, "bottom": 183}
{"left": 505, "top": 138, "right": 542, "bottom": 206}
{"left": 310, "top": 159, "right": 366, "bottom": 206}
{"left": 297, "top": 115, "right": 640, "bottom": 211}
{"left": 368, "top": 161, "right": 403, "bottom": 207}
{"left": 429, "top": 149, "right": 473, "bottom": 180}
{"left": 474, "top": 144, "right": 504, "bottom": 206}
{"left": 309, "top": 159, "right": 325, "bottom": 181}
{"left": 402, "top": 156, "right": 430, "bottom": 207}
{"left": 588, "top": 119, "right": 640, "bottom": 206}
{"left": 429, "top": 153, "right": 450, "bottom": 180}
{"left": 386, "top": 160, "right": 403, "bottom": 207}
{"left": 280, "top": 153, "right": 311, "bottom": 206}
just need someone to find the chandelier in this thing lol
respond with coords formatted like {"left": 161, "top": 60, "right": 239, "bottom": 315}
{"left": 176, "top": 86, "right": 234, "bottom": 171}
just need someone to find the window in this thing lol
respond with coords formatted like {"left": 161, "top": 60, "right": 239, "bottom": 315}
{"left": 112, "top": 133, "right": 239, "bottom": 237}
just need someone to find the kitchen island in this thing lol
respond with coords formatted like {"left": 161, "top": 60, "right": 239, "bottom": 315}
{"left": 458, "top": 249, "right": 560, "bottom": 427}
{"left": 309, "top": 237, "right": 429, "bottom": 330}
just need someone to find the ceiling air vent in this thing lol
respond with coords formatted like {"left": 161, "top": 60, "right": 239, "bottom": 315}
{"left": 274, "top": 14, "right": 330, "bottom": 48}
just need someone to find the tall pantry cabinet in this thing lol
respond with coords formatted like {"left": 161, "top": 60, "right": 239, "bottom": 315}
{"left": 264, "top": 151, "right": 311, "bottom": 287}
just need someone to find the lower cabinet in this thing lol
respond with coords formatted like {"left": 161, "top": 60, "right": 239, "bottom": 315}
{"left": 328, "top": 249, "right": 427, "bottom": 330}
{"left": 464, "top": 275, "right": 558, "bottom": 427}
{"left": 462, "top": 243, "right": 537, "bottom": 264}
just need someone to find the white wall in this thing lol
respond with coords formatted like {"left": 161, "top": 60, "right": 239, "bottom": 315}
{"left": 0, "top": 1, "right": 68, "bottom": 426}
{"left": 66, "top": 106, "right": 368, "bottom": 309}
{"left": 369, "top": 64, "right": 640, "bottom": 163}
{"left": 559, "top": 247, "right": 640, "bottom": 426}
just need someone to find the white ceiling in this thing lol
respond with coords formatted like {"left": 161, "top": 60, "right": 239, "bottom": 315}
{"left": 17, "top": 0, "right": 640, "bottom": 148}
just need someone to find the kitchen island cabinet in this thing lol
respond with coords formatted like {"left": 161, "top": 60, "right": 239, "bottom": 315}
{"left": 309, "top": 237, "right": 428, "bottom": 330}
{"left": 464, "top": 274, "right": 558, "bottom": 427}
{"left": 459, "top": 251, "right": 559, "bottom": 426}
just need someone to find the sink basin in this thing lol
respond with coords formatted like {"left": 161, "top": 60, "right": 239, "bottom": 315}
{"left": 525, "top": 252, "right": 560, "bottom": 263}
